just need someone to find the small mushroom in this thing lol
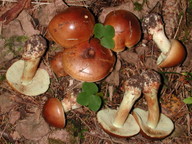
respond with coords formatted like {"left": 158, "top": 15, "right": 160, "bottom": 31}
{"left": 6, "top": 35, "right": 50, "bottom": 96}
{"left": 62, "top": 38, "right": 116, "bottom": 82}
{"left": 48, "top": 6, "right": 95, "bottom": 48}
{"left": 133, "top": 70, "right": 174, "bottom": 139}
{"left": 43, "top": 98, "right": 66, "bottom": 128}
{"left": 142, "top": 13, "right": 186, "bottom": 68}
{"left": 97, "top": 75, "right": 142, "bottom": 137}
{"left": 50, "top": 51, "right": 67, "bottom": 77}
{"left": 104, "top": 10, "right": 141, "bottom": 52}
{"left": 43, "top": 94, "right": 81, "bottom": 128}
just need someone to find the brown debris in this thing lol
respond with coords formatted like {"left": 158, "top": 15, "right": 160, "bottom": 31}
{"left": 0, "top": 0, "right": 32, "bottom": 24}
{"left": 0, "top": 0, "right": 191, "bottom": 143}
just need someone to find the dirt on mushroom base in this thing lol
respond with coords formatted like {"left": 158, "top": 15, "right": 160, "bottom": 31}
{"left": 0, "top": 0, "right": 192, "bottom": 143}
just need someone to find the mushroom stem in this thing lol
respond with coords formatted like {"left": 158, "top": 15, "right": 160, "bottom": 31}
{"left": 113, "top": 86, "right": 141, "bottom": 128}
{"left": 21, "top": 58, "right": 41, "bottom": 85}
{"left": 152, "top": 29, "right": 171, "bottom": 54}
{"left": 142, "top": 70, "right": 161, "bottom": 129}
{"left": 113, "top": 76, "right": 143, "bottom": 128}
{"left": 61, "top": 92, "right": 81, "bottom": 112}
{"left": 20, "top": 35, "right": 47, "bottom": 85}
{"left": 143, "top": 82, "right": 160, "bottom": 129}
{"left": 142, "top": 13, "right": 171, "bottom": 64}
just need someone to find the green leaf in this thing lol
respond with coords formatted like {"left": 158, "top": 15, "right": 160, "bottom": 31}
{"left": 103, "top": 25, "right": 115, "bottom": 38}
{"left": 183, "top": 97, "right": 192, "bottom": 104}
{"left": 93, "top": 23, "right": 115, "bottom": 49}
{"left": 94, "top": 23, "right": 104, "bottom": 39}
{"left": 100, "top": 37, "right": 115, "bottom": 49}
{"left": 88, "top": 95, "right": 102, "bottom": 111}
{"left": 134, "top": 2, "right": 143, "bottom": 11}
{"left": 77, "top": 92, "right": 90, "bottom": 106}
{"left": 82, "top": 82, "right": 98, "bottom": 95}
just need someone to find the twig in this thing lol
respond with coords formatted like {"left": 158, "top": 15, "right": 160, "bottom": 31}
{"left": 174, "top": 15, "right": 183, "bottom": 39}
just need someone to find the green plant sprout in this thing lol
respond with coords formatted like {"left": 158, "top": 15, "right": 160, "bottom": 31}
{"left": 183, "top": 97, "right": 192, "bottom": 104}
{"left": 93, "top": 23, "right": 115, "bottom": 49}
{"left": 159, "top": 71, "right": 192, "bottom": 104}
{"left": 77, "top": 82, "right": 103, "bottom": 111}
{"left": 133, "top": 0, "right": 146, "bottom": 11}
{"left": 4, "top": 35, "right": 28, "bottom": 55}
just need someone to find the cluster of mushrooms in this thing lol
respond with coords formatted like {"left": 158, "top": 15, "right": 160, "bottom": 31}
{"left": 6, "top": 6, "right": 186, "bottom": 140}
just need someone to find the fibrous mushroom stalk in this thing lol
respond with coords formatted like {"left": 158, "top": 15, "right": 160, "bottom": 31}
{"left": 21, "top": 35, "right": 47, "bottom": 85}
{"left": 113, "top": 76, "right": 143, "bottom": 128}
{"left": 113, "top": 86, "right": 141, "bottom": 128}
{"left": 142, "top": 70, "right": 161, "bottom": 129}
{"left": 142, "top": 13, "right": 171, "bottom": 64}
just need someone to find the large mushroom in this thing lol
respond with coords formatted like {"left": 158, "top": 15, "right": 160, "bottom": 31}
{"left": 133, "top": 70, "right": 174, "bottom": 139}
{"left": 104, "top": 10, "right": 141, "bottom": 52}
{"left": 142, "top": 13, "right": 186, "bottom": 68}
{"left": 97, "top": 75, "right": 142, "bottom": 137}
{"left": 43, "top": 93, "right": 81, "bottom": 128}
{"left": 62, "top": 38, "right": 116, "bottom": 82}
{"left": 48, "top": 6, "right": 95, "bottom": 48}
{"left": 6, "top": 35, "right": 50, "bottom": 96}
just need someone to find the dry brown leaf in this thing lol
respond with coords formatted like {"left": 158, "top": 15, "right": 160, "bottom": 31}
{"left": 49, "top": 129, "right": 70, "bottom": 142}
{"left": 0, "top": 0, "right": 31, "bottom": 24}
{"left": 2, "top": 20, "right": 24, "bottom": 38}
{"left": 105, "top": 58, "right": 121, "bottom": 86}
{"left": 17, "top": 10, "right": 40, "bottom": 37}
{"left": 16, "top": 109, "right": 50, "bottom": 141}
{"left": 33, "top": 0, "right": 68, "bottom": 26}
{"left": 161, "top": 94, "right": 186, "bottom": 120}
{"left": 120, "top": 51, "right": 139, "bottom": 65}
{"left": 144, "top": 57, "right": 158, "bottom": 70}
{"left": 8, "top": 110, "right": 21, "bottom": 125}
{"left": 0, "top": 93, "right": 17, "bottom": 114}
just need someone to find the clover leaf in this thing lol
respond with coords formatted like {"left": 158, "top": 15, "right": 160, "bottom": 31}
{"left": 94, "top": 23, "right": 115, "bottom": 49}
{"left": 77, "top": 82, "right": 102, "bottom": 112}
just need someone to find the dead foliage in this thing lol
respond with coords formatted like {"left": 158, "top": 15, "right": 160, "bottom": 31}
{"left": 0, "top": 0, "right": 191, "bottom": 143}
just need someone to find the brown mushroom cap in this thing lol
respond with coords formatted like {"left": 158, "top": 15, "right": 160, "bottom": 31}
{"left": 48, "top": 6, "right": 95, "bottom": 48}
{"left": 158, "top": 39, "right": 186, "bottom": 68}
{"left": 97, "top": 109, "right": 140, "bottom": 137}
{"left": 43, "top": 98, "right": 66, "bottom": 128}
{"left": 50, "top": 51, "right": 67, "bottom": 77}
{"left": 6, "top": 60, "right": 50, "bottom": 96}
{"left": 133, "top": 108, "right": 174, "bottom": 139}
{"left": 62, "top": 38, "right": 116, "bottom": 82}
{"left": 104, "top": 10, "right": 141, "bottom": 52}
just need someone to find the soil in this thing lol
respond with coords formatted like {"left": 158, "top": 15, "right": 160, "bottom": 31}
{"left": 0, "top": 0, "right": 192, "bottom": 143}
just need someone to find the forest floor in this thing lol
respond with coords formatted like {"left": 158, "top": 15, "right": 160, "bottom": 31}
{"left": 0, "top": 0, "right": 192, "bottom": 143}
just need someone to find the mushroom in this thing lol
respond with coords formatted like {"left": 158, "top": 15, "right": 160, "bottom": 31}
{"left": 43, "top": 98, "right": 66, "bottom": 128}
{"left": 142, "top": 13, "right": 186, "bottom": 68}
{"left": 62, "top": 38, "right": 116, "bottom": 82}
{"left": 43, "top": 94, "right": 81, "bottom": 128}
{"left": 97, "top": 75, "right": 142, "bottom": 137}
{"left": 50, "top": 51, "right": 67, "bottom": 77}
{"left": 133, "top": 70, "right": 174, "bottom": 139}
{"left": 48, "top": 6, "right": 95, "bottom": 48}
{"left": 104, "top": 10, "right": 141, "bottom": 52}
{"left": 6, "top": 35, "right": 50, "bottom": 96}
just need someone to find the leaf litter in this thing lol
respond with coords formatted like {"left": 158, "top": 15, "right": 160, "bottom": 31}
{"left": 0, "top": 0, "right": 192, "bottom": 143}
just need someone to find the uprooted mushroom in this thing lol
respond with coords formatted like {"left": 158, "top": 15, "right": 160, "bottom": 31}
{"left": 142, "top": 13, "right": 186, "bottom": 68}
{"left": 133, "top": 70, "right": 174, "bottom": 139}
{"left": 43, "top": 93, "right": 81, "bottom": 128}
{"left": 97, "top": 75, "right": 143, "bottom": 137}
{"left": 6, "top": 35, "right": 50, "bottom": 96}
